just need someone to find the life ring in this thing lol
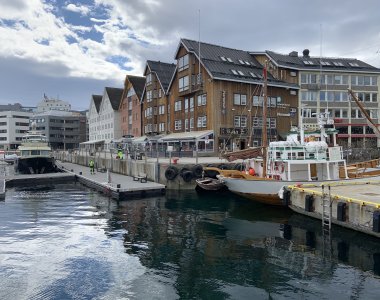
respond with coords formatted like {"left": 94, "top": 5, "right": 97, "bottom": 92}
{"left": 181, "top": 170, "right": 193, "bottom": 182}
{"left": 192, "top": 164, "right": 203, "bottom": 177}
{"left": 249, "top": 168, "right": 255, "bottom": 176}
{"left": 165, "top": 166, "right": 178, "bottom": 180}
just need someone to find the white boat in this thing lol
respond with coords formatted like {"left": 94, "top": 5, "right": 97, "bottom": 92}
{"left": 15, "top": 122, "right": 56, "bottom": 174}
{"left": 217, "top": 66, "right": 380, "bottom": 205}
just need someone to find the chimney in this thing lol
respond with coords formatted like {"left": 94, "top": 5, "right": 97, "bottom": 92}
{"left": 303, "top": 49, "right": 310, "bottom": 57}
{"left": 289, "top": 51, "right": 298, "bottom": 57}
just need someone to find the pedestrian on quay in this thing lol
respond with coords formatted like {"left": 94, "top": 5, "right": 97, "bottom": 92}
{"left": 89, "top": 159, "right": 95, "bottom": 174}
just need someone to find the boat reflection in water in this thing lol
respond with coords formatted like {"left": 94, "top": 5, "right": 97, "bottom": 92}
{"left": 108, "top": 190, "right": 380, "bottom": 298}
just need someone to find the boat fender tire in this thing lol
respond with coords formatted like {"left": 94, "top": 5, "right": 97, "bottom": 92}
{"left": 165, "top": 166, "right": 178, "bottom": 180}
{"left": 192, "top": 164, "right": 203, "bottom": 178}
{"left": 234, "top": 163, "right": 245, "bottom": 171}
{"left": 282, "top": 189, "right": 291, "bottom": 206}
{"left": 180, "top": 167, "right": 191, "bottom": 176}
{"left": 181, "top": 170, "right": 193, "bottom": 182}
{"left": 218, "top": 164, "right": 229, "bottom": 170}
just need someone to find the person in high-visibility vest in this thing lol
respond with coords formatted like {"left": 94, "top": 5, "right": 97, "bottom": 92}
{"left": 89, "top": 159, "right": 95, "bottom": 174}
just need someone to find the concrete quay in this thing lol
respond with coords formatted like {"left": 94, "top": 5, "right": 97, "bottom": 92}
{"left": 56, "top": 160, "right": 166, "bottom": 200}
{"left": 286, "top": 181, "right": 380, "bottom": 238}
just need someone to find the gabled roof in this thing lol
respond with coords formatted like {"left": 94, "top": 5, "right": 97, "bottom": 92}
{"left": 127, "top": 75, "right": 145, "bottom": 99}
{"left": 105, "top": 87, "right": 123, "bottom": 111}
{"left": 91, "top": 95, "right": 102, "bottom": 113}
{"left": 252, "top": 50, "right": 380, "bottom": 73}
{"left": 145, "top": 60, "right": 176, "bottom": 92}
{"left": 176, "top": 38, "right": 298, "bottom": 89}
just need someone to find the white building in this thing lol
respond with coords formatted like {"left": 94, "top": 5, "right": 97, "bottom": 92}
{"left": 37, "top": 96, "right": 71, "bottom": 113}
{"left": 88, "top": 87, "right": 123, "bottom": 143}
{"left": 0, "top": 110, "right": 32, "bottom": 150}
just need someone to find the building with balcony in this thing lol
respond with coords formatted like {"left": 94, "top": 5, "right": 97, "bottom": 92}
{"left": 251, "top": 49, "right": 380, "bottom": 148}
{"left": 120, "top": 75, "right": 145, "bottom": 137}
{"left": 164, "top": 38, "right": 299, "bottom": 152}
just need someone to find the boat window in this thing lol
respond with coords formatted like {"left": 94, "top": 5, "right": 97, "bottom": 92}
{"left": 31, "top": 150, "right": 40, "bottom": 155}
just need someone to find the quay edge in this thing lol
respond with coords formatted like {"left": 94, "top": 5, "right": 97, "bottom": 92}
{"left": 286, "top": 181, "right": 380, "bottom": 238}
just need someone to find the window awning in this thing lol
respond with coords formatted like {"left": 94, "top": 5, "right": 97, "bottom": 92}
{"left": 158, "top": 130, "right": 214, "bottom": 142}
{"left": 81, "top": 139, "right": 105, "bottom": 145}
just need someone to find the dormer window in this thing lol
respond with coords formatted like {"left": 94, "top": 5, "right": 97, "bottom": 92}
{"left": 178, "top": 54, "right": 189, "bottom": 71}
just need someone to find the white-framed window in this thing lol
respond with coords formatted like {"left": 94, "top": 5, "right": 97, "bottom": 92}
{"left": 146, "top": 90, "right": 153, "bottom": 102}
{"left": 128, "top": 99, "right": 132, "bottom": 110}
{"left": 190, "top": 118, "right": 194, "bottom": 129}
{"left": 301, "top": 91, "right": 318, "bottom": 101}
{"left": 351, "top": 75, "right": 377, "bottom": 86}
{"left": 197, "top": 116, "right": 207, "bottom": 128}
{"left": 178, "top": 54, "right": 189, "bottom": 71}
{"left": 174, "top": 120, "right": 182, "bottom": 130}
{"left": 159, "top": 122, "right": 165, "bottom": 132}
{"left": 159, "top": 105, "right": 165, "bottom": 115}
{"left": 190, "top": 97, "right": 194, "bottom": 112}
{"left": 179, "top": 76, "right": 189, "bottom": 92}
{"left": 158, "top": 89, "right": 162, "bottom": 98}
{"left": 185, "top": 119, "right": 189, "bottom": 130}
{"left": 197, "top": 94, "right": 207, "bottom": 106}
{"left": 146, "top": 73, "right": 152, "bottom": 85}
{"left": 185, "top": 98, "right": 189, "bottom": 113}
{"left": 128, "top": 115, "right": 132, "bottom": 125}
{"left": 234, "top": 115, "right": 247, "bottom": 127}
{"left": 175, "top": 100, "right": 182, "bottom": 111}
{"left": 234, "top": 94, "right": 247, "bottom": 105}
{"left": 253, "top": 96, "right": 263, "bottom": 106}
{"left": 252, "top": 117, "right": 262, "bottom": 128}
{"left": 300, "top": 73, "right": 317, "bottom": 84}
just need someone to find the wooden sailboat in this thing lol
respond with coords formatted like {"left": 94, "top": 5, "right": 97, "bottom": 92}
{"left": 217, "top": 64, "right": 380, "bottom": 205}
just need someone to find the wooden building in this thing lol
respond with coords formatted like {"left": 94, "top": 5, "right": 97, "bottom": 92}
{"left": 120, "top": 75, "right": 145, "bottom": 137}
{"left": 165, "top": 39, "right": 299, "bottom": 153}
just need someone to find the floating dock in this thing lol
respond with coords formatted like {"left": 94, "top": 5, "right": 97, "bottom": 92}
{"left": 56, "top": 161, "right": 166, "bottom": 200}
{"left": 286, "top": 181, "right": 380, "bottom": 238}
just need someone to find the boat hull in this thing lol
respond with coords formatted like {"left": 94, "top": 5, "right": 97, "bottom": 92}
{"left": 15, "top": 156, "right": 56, "bottom": 174}
{"left": 220, "top": 175, "right": 380, "bottom": 206}
{"left": 195, "top": 177, "right": 226, "bottom": 192}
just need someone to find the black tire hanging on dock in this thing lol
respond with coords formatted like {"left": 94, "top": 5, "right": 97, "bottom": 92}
{"left": 180, "top": 166, "right": 191, "bottom": 176}
{"left": 192, "top": 164, "right": 203, "bottom": 178}
{"left": 181, "top": 170, "right": 193, "bottom": 182}
{"left": 218, "top": 164, "right": 229, "bottom": 170}
{"left": 165, "top": 166, "right": 179, "bottom": 180}
{"left": 234, "top": 163, "right": 245, "bottom": 171}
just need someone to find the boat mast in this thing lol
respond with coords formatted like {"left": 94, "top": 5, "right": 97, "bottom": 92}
{"left": 262, "top": 61, "right": 268, "bottom": 177}
{"left": 348, "top": 89, "right": 380, "bottom": 138}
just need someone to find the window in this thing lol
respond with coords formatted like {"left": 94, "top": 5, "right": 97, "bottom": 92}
{"left": 253, "top": 96, "right": 263, "bottom": 106}
{"left": 179, "top": 76, "right": 189, "bottom": 92}
{"left": 301, "top": 73, "right": 317, "bottom": 84}
{"left": 220, "top": 56, "right": 227, "bottom": 61}
{"left": 333, "top": 62, "right": 344, "bottom": 66}
{"left": 226, "top": 57, "right": 233, "bottom": 62}
{"left": 197, "top": 116, "right": 207, "bottom": 128}
{"left": 159, "top": 123, "right": 165, "bottom": 132}
{"left": 301, "top": 91, "right": 317, "bottom": 101}
{"left": 174, "top": 120, "right": 182, "bottom": 130}
{"left": 234, "top": 115, "right": 247, "bottom": 127}
{"left": 185, "top": 119, "right": 189, "bottom": 130}
{"left": 159, "top": 105, "right": 165, "bottom": 115}
{"left": 146, "top": 73, "right": 152, "bottom": 85}
{"left": 349, "top": 62, "right": 360, "bottom": 67}
{"left": 158, "top": 89, "right": 162, "bottom": 98}
{"left": 237, "top": 70, "right": 244, "bottom": 76}
{"left": 178, "top": 54, "right": 189, "bottom": 71}
{"left": 303, "top": 60, "right": 314, "bottom": 65}
{"left": 175, "top": 100, "right": 182, "bottom": 111}
{"left": 234, "top": 94, "right": 247, "bottom": 105}
{"left": 185, "top": 98, "right": 189, "bottom": 113}
{"left": 190, "top": 118, "right": 194, "bottom": 129}
{"left": 190, "top": 97, "right": 194, "bottom": 112}
{"left": 320, "top": 61, "right": 331, "bottom": 66}
{"left": 146, "top": 90, "right": 153, "bottom": 102}
{"left": 231, "top": 69, "right": 238, "bottom": 75}
{"left": 197, "top": 94, "right": 207, "bottom": 106}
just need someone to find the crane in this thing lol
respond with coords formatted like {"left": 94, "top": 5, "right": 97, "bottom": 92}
{"left": 347, "top": 89, "right": 380, "bottom": 138}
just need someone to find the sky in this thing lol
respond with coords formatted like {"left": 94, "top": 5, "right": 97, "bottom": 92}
{"left": 0, "top": 0, "right": 380, "bottom": 111}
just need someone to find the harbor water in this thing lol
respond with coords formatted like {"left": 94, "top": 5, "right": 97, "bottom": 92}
{"left": 1, "top": 179, "right": 380, "bottom": 299}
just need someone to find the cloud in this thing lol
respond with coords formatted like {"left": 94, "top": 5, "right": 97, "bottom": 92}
{"left": 65, "top": 3, "right": 90, "bottom": 16}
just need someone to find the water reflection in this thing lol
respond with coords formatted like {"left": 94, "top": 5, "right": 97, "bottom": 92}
{"left": 1, "top": 183, "right": 379, "bottom": 299}
{"left": 108, "top": 190, "right": 380, "bottom": 299}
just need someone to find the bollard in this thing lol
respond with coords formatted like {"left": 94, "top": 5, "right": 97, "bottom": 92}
{"left": 79, "top": 171, "right": 82, "bottom": 175}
